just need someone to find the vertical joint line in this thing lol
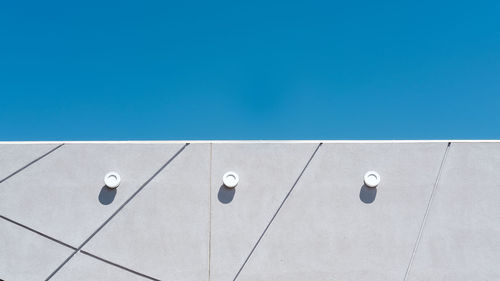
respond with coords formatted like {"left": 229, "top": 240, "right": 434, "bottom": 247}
{"left": 403, "top": 142, "right": 452, "bottom": 281}
{"left": 208, "top": 142, "right": 213, "bottom": 281}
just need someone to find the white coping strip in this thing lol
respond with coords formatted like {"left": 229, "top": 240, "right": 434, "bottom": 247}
{"left": 0, "top": 140, "right": 499, "bottom": 144}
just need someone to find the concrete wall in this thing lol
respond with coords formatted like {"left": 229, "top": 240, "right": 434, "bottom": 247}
{"left": 0, "top": 141, "right": 499, "bottom": 281}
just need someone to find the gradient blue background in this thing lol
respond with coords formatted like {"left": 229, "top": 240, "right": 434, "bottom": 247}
{"left": 1, "top": 1, "right": 499, "bottom": 140}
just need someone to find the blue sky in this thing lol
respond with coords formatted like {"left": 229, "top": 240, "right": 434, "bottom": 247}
{"left": 1, "top": 1, "right": 499, "bottom": 140}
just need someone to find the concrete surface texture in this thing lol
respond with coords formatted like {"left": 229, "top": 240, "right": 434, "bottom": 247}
{"left": 0, "top": 141, "right": 499, "bottom": 281}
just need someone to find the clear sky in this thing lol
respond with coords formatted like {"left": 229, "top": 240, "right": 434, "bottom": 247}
{"left": 1, "top": 1, "right": 499, "bottom": 140}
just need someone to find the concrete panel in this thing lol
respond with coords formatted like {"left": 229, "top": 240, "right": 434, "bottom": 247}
{"left": 83, "top": 144, "right": 210, "bottom": 281}
{"left": 0, "top": 143, "right": 60, "bottom": 182}
{"left": 235, "top": 143, "right": 447, "bottom": 281}
{"left": 0, "top": 143, "right": 185, "bottom": 247}
{"left": 407, "top": 143, "right": 500, "bottom": 281}
{"left": 210, "top": 143, "right": 320, "bottom": 281}
{"left": 0, "top": 218, "right": 73, "bottom": 281}
{"left": 51, "top": 253, "right": 149, "bottom": 281}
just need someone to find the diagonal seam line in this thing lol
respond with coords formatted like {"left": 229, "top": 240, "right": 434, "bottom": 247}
{"left": 233, "top": 143, "right": 323, "bottom": 281}
{"left": 80, "top": 250, "right": 160, "bottom": 281}
{"left": 45, "top": 143, "right": 190, "bottom": 281}
{"left": 0, "top": 215, "right": 76, "bottom": 250}
{"left": 0, "top": 143, "right": 64, "bottom": 184}
{"left": 403, "top": 142, "right": 452, "bottom": 281}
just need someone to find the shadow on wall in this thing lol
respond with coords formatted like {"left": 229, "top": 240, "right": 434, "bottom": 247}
{"left": 98, "top": 186, "right": 117, "bottom": 205}
{"left": 359, "top": 184, "right": 377, "bottom": 204}
{"left": 218, "top": 185, "right": 235, "bottom": 204}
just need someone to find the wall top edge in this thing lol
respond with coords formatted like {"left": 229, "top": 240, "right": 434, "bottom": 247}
{"left": 0, "top": 140, "right": 499, "bottom": 144}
